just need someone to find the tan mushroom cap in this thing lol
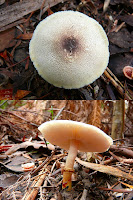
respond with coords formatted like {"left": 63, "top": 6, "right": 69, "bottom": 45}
{"left": 38, "top": 120, "right": 113, "bottom": 153}
{"left": 29, "top": 11, "right": 109, "bottom": 89}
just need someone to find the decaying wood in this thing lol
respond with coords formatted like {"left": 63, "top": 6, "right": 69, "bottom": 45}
{"left": 0, "top": 18, "right": 25, "bottom": 34}
{"left": 111, "top": 100, "right": 125, "bottom": 139}
{"left": 0, "top": 0, "right": 67, "bottom": 32}
{"left": 0, "top": 0, "right": 42, "bottom": 31}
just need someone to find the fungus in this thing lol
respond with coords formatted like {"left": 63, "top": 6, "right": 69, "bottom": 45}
{"left": 29, "top": 11, "right": 109, "bottom": 89}
{"left": 22, "top": 162, "right": 35, "bottom": 172}
{"left": 38, "top": 120, "right": 113, "bottom": 191}
{"left": 123, "top": 66, "right": 133, "bottom": 80}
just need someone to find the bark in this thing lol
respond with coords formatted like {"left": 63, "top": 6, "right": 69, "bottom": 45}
{"left": 111, "top": 100, "right": 125, "bottom": 139}
{"left": 0, "top": 0, "right": 66, "bottom": 32}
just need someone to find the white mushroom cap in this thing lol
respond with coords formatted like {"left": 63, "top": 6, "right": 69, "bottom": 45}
{"left": 38, "top": 120, "right": 113, "bottom": 153}
{"left": 29, "top": 11, "right": 109, "bottom": 89}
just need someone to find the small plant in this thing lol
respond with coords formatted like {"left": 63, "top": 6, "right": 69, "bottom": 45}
{"left": 48, "top": 106, "right": 54, "bottom": 120}
{"left": 0, "top": 100, "right": 8, "bottom": 109}
{"left": 0, "top": 100, "right": 27, "bottom": 110}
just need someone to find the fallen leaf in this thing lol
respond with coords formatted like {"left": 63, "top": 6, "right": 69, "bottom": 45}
{"left": 0, "top": 89, "right": 13, "bottom": 100}
{"left": 16, "top": 33, "right": 33, "bottom": 40}
{"left": 108, "top": 28, "right": 133, "bottom": 49}
{"left": 14, "top": 90, "right": 31, "bottom": 99}
{"left": 0, "top": 89, "right": 31, "bottom": 99}
{"left": 108, "top": 53, "right": 133, "bottom": 77}
{"left": 5, "top": 141, "right": 55, "bottom": 155}
{"left": 0, "top": 50, "right": 13, "bottom": 66}
{"left": 118, "top": 14, "right": 133, "bottom": 27}
{"left": 0, "top": 145, "right": 12, "bottom": 153}
{"left": 0, "top": 28, "right": 21, "bottom": 52}
{"left": 110, "top": 0, "right": 133, "bottom": 9}
{"left": 3, "top": 155, "right": 30, "bottom": 172}
{"left": 0, "top": 174, "right": 19, "bottom": 189}
{"left": 47, "top": 7, "right": 54, "bottom": 16}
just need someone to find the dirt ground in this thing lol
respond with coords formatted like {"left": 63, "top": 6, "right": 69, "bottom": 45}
{"left": 0, "top": 0, "right": 133, "bottom": 100}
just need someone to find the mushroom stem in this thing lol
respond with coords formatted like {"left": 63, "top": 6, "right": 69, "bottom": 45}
{"left": 62, "top": 139, "right": 78, "bottom": 191}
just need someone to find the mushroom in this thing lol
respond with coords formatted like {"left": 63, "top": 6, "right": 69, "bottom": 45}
{"left": 29, "top": 11, "right": 109, "bottom": 89}
{"left": 123, "top": 66, "right": 133, "bottom": 80}
{"left": 38, "top": 120, "right": 113, "bottom": 191}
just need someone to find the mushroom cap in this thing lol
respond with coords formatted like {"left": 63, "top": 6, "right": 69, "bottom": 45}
{"left": 29, "top": 11, "right": 109, "bottom": 89}
{"left": 38, "top": 120, "right": 113, "bottom": 153}
{"left": 123, "top": 66, "right": 133, "bottom": 80}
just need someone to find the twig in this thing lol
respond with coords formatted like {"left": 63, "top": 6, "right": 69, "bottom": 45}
{"left": 76, "top": 157, "right": 133, "bottom": 181}
{"left": 22, "top": 151, "right": 56, "bottom": 200}
{"left": 110, "top": 145, "right": 133, "bottom": 158}
{"left": 101, "top": 156, "right": 115, "bottom": 165}
{"left": 0, "top": 18, "right": 25, "bottom": 32}
{"left": 80, "top": 188, "right": 88, "bottom": 200}
{"left": 103, "top": 0, "right": 110, "bottom": 13}
{"left": 31, "top": 150, "right": 55, "bottom": 175}
{"left": 39, "top": 0, "right": 46, "bottom": 20}
{"left": 12, "top": 108, "right": 77, "bottom": 116}
{"left": 0, "top": 174, "right": 31, "bottom": 199}
{"left": 54, "top": 105, "right": 66, "bottom": 120}
{"left": 109, "top": 151, "right": 133, "bottom": 164}
{"left": 104, "top": 67, "right": 132, "bottom": 100}
{"left": 97, "top": 187, "right": 132, "bottom": 193}
{"left": 23, "top": 171, "right": 47, "bottom": 200}
{"left": 0, "top": 100, "right": 8, "bottom": 107}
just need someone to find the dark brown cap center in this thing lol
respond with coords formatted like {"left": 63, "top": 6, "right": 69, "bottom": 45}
{"left": 62, "top": 37, "right": 79, "bottom": 54}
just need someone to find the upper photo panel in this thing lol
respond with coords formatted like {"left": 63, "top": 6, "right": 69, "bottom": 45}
{"left": 0, "top": 0, "right": 132, "bottom": 100}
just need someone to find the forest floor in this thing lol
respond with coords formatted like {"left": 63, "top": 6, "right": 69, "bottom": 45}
{"left": 0, "top": 0, "right": 133, "bottom": 100}
{"left": 0, "top": 100, "right": 133, "bottom": 200}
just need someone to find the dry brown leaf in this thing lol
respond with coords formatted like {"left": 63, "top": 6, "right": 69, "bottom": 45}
{"left": 5, "top": 141, "right": 55, "bottom": 155}
{"left": 15, "top": 89, "right": 31, "bottom": 99}
{"left": 0, "top": 28, "right": 21, "bottom": 52}
{"left": 76, "top": 157, "right": 133, "bottom": 181}
{"left": 0, "top": 89, "right": 31, "bottom": 100}
{"left": 16, "top": 33, "right": 33, "bottom": 40}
